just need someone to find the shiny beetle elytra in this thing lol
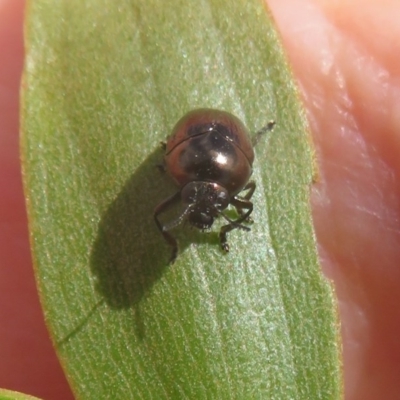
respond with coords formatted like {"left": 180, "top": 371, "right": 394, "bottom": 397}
{"left": 154, "top": 108, "right": 275, "bottom": 263}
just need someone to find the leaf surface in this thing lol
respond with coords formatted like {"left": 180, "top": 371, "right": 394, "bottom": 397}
{"left": 22, "top": 0, "right": 342, "bottom": 398}
{"left": 0, "top": 389, "right": 42, "bottom": 400}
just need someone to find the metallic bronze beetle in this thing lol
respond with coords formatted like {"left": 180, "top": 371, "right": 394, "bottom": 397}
{"left": 154, "top": 108, "right": 274, "bottom": 263}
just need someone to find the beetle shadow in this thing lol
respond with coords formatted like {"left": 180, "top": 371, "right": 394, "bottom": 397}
{"left": 89, "top": 147, "right": 217, "bottom": 321}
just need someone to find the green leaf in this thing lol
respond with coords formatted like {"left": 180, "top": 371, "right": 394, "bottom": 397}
{"left": 22, "top": 0, "right": 342, "bottom": 399}
{"left": 0, "top": 389, "right": 42, "bottom": 400}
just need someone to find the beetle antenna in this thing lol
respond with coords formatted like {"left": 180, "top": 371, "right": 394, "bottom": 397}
{"left": 164, "top": 206, "right": 193, "bottom": 231}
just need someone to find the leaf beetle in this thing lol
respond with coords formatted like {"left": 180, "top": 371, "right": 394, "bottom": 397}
{"left": 154, "top": 108, "right": 274, "bottom": 263}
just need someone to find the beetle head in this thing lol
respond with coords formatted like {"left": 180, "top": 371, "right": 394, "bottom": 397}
{"left": 181, "top": 181, "right": 229, "bottom": 230}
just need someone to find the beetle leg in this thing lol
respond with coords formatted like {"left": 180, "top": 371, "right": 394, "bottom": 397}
{"left": 235, "top": 181, "right": 256, "bottom": 222}
{"left": 219, "top": 198, "right": 253, "bottom": 253}
{"left": 154, "top": 191, "right": 181, "bottom": 264}
{"left": 219, "top": 212, "right": 250, "bottom": 232}
{"left": 252, "top": 120, "right": 276, "bottom": 147}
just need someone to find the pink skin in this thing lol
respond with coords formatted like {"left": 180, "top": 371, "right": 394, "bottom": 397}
{"left": 1, "top": 0, "right": 399, "bottom": 399}
{"left": 269, "top": 1, "right": 400, "bottom": 399}
{"left": 0, "top": 1, "right": 74, "bottom": 399}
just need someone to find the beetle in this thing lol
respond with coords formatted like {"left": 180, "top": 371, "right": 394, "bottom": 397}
{"left": 154, "top": 108, "right": 275, "bottom": 264}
